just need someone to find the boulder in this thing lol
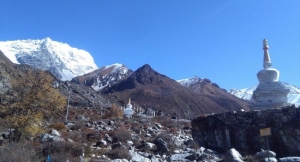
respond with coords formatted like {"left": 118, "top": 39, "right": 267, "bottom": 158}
{"left": 147, "top": 128, "right": 155, "bottom": 134}
{"left": 67, "top": 138, "right": 74, "bottom": 143}
{"left": 204, "top": 149, "right": 218, "bottom": 154}
{"left": 170, "top": 153, "right": 191, "bottom": 161}
{"left": 40, "top": 133, "right": 65, "bottom": 143}
{"left": 86, "top": 122, "right": 92, "bottom": 127}
{"left": 40, "top": 133, "right": 53, "bottom": 143}
{"left": 112, "top": 159, "right": 129, "bottom": 162}
{"left": 154, "top": 123, "right": 163, "bottom": 129}
{"left": 49, "top": 129, "right": 61, "bottom": 137}
{"left": 65, "top": 122, "right": 75, "bottom": 128}
{"left": 145, "top": 142, "right": 157, "bottom": 151}
{"left": 172, "top": 136, "right": 183, "bottom": 147}
{"left": 51, "top": 136, "right": 65, "bottom": 142}
{"left": 106, "top": 137, "right": 113, "bottom": 143}
{"left": 129, "top": 150, "right": 151, "bottom": 162}
{"left": 279, "top": 157, "right": 300, "bottom": 162}
{"left": 112, "top": 142, "right": 126, "bottom": 149}
{"left": 103, "top": 126, "right": 112, "bottom": 131}
{"left": 184, "top": 139, "right": 194, "bottom": 146}
{"left": 108, "top": 120, "right": 115, "bottom": 125}
{"left": 97, "top": 121, "right": 107, "bottom": 125}
{"left": 0, "top": 131, "right": 10, "bottom": 139}
{"left": 155, "top": 138, "right": 169, "bottom": 154}
{"left": 139, "top": 152, "right": 150, "bottom": 157}
{"left": 185, "top": 152, "right": 202, "bottom": 161}
{"left": 94, "top": 139, "right": 107, "bottom": 147}
{"left": 126, "top": 140, "right": 133, "bottom": 147}
{"left": 198, "top": 147, "right": 206, "bottom": 154}
{"left": 224, "top": 148, "right": 243, "bottom": 162}
{"left": 150, "top": 155, "right": 159, "bottom": 162}
{"left": 262, "top": 157, "right": 278, "bottom": 162}
{"left": 254, "top": 150, "right": 276, "bottom": 159}
{"left": 76, "top": 115, "right": 89, "bottom": 121}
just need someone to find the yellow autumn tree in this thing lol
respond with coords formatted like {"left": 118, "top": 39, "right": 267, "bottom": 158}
{"left": 103, "top": 104, "right": 123, "bottom": 119}
{"left": 0, "top": 70, "right": 66, "bottom": 140}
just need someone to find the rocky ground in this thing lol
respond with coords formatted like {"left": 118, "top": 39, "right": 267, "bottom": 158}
{"left": 1, "top": 106, "right": 300, "bottom": 162}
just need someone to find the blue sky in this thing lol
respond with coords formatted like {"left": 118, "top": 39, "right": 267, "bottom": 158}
{"left": 0, "top": 1, "right": 299, "bottom": 90}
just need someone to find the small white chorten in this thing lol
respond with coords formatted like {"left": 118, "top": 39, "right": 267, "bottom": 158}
{"left": 124, "top": 98, "right": 134, "bottom": 118}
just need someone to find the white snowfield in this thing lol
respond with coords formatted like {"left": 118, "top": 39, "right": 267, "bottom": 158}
{"left": 103, "top": 63, "right": 128, "bottom": 74}
{"left": 229, "top": 83, "right": 300, "bottom": 105}
{"left": 0, "top": 37, "right": 98, "bottom": 81}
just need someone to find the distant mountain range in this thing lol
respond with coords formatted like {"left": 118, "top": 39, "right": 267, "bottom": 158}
{"left": 101, "top": 64, "right": 249, "bottom": 117}
{"left": 0, "top": 37, "right": 261, "bottom": 117}
{"left": 0, "top": 37, "right": 97, "bottom": 81}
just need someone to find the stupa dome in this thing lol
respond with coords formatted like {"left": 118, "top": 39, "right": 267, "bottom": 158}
{"left": 257, "top": 39, "right": 280, "bottom": 83}
{"left": 257, "top": 68, "right": 279, "bottom": 82}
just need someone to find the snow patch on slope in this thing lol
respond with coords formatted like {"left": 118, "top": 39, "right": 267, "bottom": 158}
{"left": 91, "top": 63, "right": 131, "bottom": 91}
{"left": 0, "top": 37, "right": 98, "bottom": 81}
{"left": 104, "top": 63, "right": 128, "bottom": 74}
{"left": 228, "top": 85, "right": 258, "bottom": 100}
{"left": 177, "top": 76, "right": 205, "bottom": 87}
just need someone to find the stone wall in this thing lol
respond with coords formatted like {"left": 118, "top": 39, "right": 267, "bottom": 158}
{"left": 191, "top": 105, "right": 300, "bottom": 157}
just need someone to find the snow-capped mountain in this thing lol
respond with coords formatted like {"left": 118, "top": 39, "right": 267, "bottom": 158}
{"left": 228, "top": 85, "right": 258, "bottom": 101}
{"left": 0, "top": 37, "right": 98, "bottom": 81}
{"left": 177, "top": 76, "right": 250, "bottom": 110}
{"left": 229, "top": 83, "right": 300, "bottom": 105}
{"left": 177, "top": 76, "right": 223, "bottom": 91}
{"left": 178, "top": 76, "right": 216, "bottom": 87}
{"left": 72, "top": 63, "right": 133, "bottom": 91}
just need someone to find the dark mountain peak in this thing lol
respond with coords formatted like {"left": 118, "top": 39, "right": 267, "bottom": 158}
{"left": 130, "top": 64, "right": 166, "bottom": 85}
{"left": 140, "top": 63, "right": 151, "bottom": 68}
{"left": 102, "top": 64, "right": 170, "bottom": 93}
{"left": 135, "top": 64, "right": 156, "bottom": 75}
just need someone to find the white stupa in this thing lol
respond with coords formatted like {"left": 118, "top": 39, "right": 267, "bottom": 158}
{"left": 251, "top": 39, "right": 290, "bottom": 109}
{"left": 124, "top": 98, "right": 134, "bottom": 118}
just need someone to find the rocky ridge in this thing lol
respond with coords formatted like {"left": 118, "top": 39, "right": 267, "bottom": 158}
{"left": 72, "top": 63, "right": 133, "bottom": 91}
{"left": 178, "top": 76, "right": 250, "bottom": 112}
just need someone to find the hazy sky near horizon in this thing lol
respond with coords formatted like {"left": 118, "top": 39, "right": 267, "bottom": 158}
{"left": 0, "top": 1, "right": 299, "bottom": 90}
